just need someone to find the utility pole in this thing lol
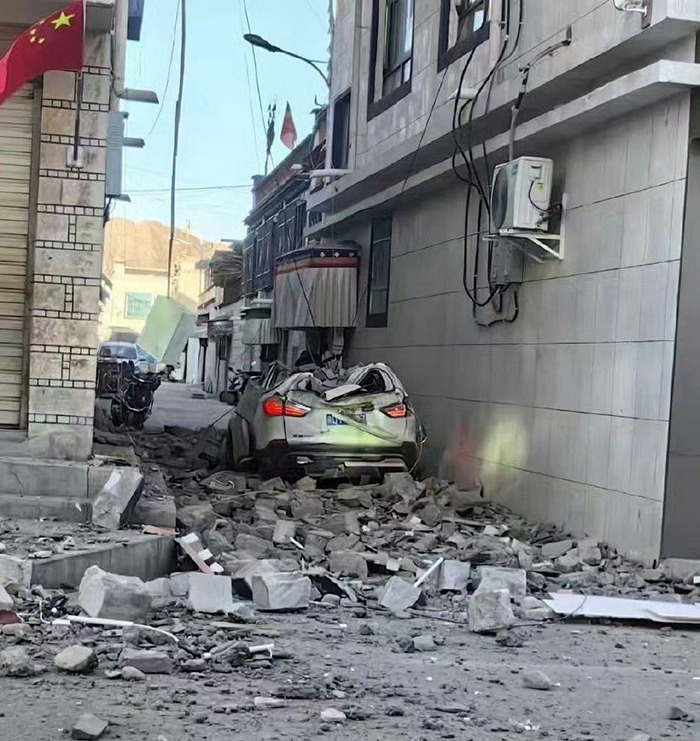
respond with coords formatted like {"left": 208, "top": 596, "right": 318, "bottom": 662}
{"left": 168, "top": 0, "right": 187, "bottom": 298}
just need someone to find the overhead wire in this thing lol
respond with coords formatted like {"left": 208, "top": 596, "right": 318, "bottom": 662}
{"left": 144, "top": 0, "right": 181, "bottom": 141}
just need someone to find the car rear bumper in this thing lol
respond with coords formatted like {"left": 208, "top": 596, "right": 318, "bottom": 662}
{"left": 256, "top": 441, "right": 419, "bottom": 480}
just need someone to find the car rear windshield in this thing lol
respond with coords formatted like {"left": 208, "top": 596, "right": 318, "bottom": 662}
{"left": 100, "top": 344, "right": 137, "bottom": 360}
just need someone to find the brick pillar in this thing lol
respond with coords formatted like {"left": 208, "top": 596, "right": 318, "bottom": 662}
{"left": 26, "top": 33, "right": 111, "bottom": 460}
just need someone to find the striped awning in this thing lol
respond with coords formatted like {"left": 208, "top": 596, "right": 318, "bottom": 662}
{"left": 273, "top": 244, "right": 359, "bottom": 329}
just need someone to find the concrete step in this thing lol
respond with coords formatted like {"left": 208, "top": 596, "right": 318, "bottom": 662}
{"left": 0, "top": 456, "right": 128, "bottom": 523}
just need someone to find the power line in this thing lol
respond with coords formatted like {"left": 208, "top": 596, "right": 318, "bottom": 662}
{"left": 242, "top": 0, "right": 268, "bottom": 142}
{"left": 132, "top": 184, "right": 251, "bottom": 194}
{"left": 167, "top": 0, "right": 187, "bottom": 299}
{"left": 144, "top": 0, "right": 181, "bottom": 141}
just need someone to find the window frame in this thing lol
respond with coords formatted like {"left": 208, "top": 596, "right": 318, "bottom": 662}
{"left": 437, "top": 0, "right": 490, "bottom": 73}
{"left": 124, "top": 292, "right": 154, "bottom": 319}
{"left": 366, "top": 216, "right": 392, "bottom": 328}
{"left": 367, "top": 0, "right": 415, "bottom": 122}
{"left": 331, "top": 89, "right": 352, "bottom": 170}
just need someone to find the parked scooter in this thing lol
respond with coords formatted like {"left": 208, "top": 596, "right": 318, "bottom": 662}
{"left": 219, "top": 368, "right": 261, "bottom": 406}
{"left": 109, "top": 363, "right": 163, "bottom": 429}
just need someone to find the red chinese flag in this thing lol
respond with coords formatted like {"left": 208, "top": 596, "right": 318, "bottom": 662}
{"left": 280, "top": 102, "right": 297, "bottom": 151}
{"left": 0, "top": 1, "right": 85, "bottom": 105}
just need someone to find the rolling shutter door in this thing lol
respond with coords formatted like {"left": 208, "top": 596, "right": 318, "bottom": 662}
{"left": 0, "top": 27, "right": 34, "bottom": 427}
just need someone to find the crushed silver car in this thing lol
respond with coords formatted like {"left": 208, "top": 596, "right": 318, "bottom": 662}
{"left": 226, "top": 362, "right": 422, "bottom": 480}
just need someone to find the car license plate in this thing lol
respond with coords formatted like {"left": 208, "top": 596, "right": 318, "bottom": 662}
{"left": 327, "top": 413, "right": 366, "bottom": 426}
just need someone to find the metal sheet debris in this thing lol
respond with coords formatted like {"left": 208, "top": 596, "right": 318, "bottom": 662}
{"left": 544, "top": 592, "right": 700, "bottom": 624}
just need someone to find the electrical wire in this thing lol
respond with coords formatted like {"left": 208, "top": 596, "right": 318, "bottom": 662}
{"left": 144, "top": 0, "right": 181, "bottom": 141}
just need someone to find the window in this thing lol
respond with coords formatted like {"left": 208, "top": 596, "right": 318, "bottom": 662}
{"left": 331, "top": 91, "right": 351, "bottom": 170}
{"left": 438, "top": 0, "right": 489, "bottom": 72}
{"left": 368, "top": 0, "right": 414, "bottom": 120}
{"left": 124, "top": 292, "right": 154, "bottom": 319}
{"left": 366, "top": 216, "right": 392, "bottom": 328}
{"left": 384, "top": 0, "right": 414, "bottom": 95}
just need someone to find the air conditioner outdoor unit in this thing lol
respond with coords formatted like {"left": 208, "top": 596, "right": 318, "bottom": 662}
{"left": 491, "top": 156, "right": 554, "bottom": 233}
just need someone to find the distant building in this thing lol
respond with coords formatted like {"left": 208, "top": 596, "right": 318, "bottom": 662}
{"left": 101, "top": 218, "right": 218, "bottom": 341}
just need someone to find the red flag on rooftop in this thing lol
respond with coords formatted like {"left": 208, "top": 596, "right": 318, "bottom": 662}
{"left": 280, "top": 102, "right": 297, "bottom": 151}
{"left": 0, "top": 1, "right": 85, "bottom": 106}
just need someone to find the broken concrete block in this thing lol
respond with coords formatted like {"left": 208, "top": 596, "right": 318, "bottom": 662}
{"left": 54, "top": 646, "right": 97, "bottom": 674}
{"left": 383, "top": 472, "right": 420, "bottom": 503}
{"left": 412, "top": 635, "right": 437, "bottom": 652}
{"left": 296, "top": 476, "right": 317, "bottom": 491}
{"left": 234, "top": 533, "right": 271, "bottom": 558}
{"left": 272, "top": 520, "right": 297, "bottom": 544}
{"left": 72, "top": 713, "right": 108, "bottom": 740}
{"left": 474, "top": 567, "right": 526, "bottom": 599}
{"left": 250, "top": 572, "right": 311, "bottom": 611}
{"left": 438, "top": 560, "right": 471, "bottom": 592}
{"left": 661, "top": 558, "right": 700, "bottom": 583}
{"left": 120, "top": 648, "right": 173, "bottom": 674}
{"left": 169, "top": 572, "right": 191, "bottom": 597}
{"left": 187, "top": 573, "right": 236, "bottom": 614}
{"left": 576, "top": 538, "right": 602, "bottom": 565}
{"left": 445, "top": 486, "right": 483, "bottom": 511}
{"left": 0, "top": 555, "right": 30, "bottom": 587}
{"left": 176, "top": 502, "right": 217, "bottom": 532}
{"left": 0, "top": 584, "right": 13, "bottom": 610}
{"left": 91, "top": 468, "right": 144, "bottom": 531}
{"left": 540, "top": 539, "right": 574, "bottom": 559}
{"left": 555, "top": 552, "right": 585, "bottom": 573}
{"left": 379, "top": 576, "right": 422, "bottom": 614}
{"left": 522, "top": 669, "right": 555, "bottom": 690}
{"left": 329, "top": 550, "right": 368, "bottom": 579}
{"left": 121, "top": 666, "right": 146, "bottom": 681}
{"left": 320, "top": 708, "right": 347, "bottom": 722}
{"left": 223, "top": 557, "right": 300, "bottom": 599}
{"left": 0, "top": 646, "right": 37, "bottom": 677}
{"left": 130, "top": 492, "right": 177, "bottom": 529}
{"left": 517, "top": 596, "right": 555, "bottom": 622}
{"left": 290, "top": 495, "right": 325, "bottom": 521}
{"left": 144, "top": 577, "right": 174, "bottom": 607}
{"left": 626, "top": 735, "right": 651, "bottom": 741}
{"left": 78, "top": 566, "right": 152, "bottom": 622}
{"left": 326, "top": 533, "right": 360, "bottom": 551}
{"left": 468, "top": 589, "right": 515, "bottom": 633}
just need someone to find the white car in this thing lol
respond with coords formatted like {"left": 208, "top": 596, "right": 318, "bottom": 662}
{"left": 226, "top": 362, "right": 422, "bottom": 480}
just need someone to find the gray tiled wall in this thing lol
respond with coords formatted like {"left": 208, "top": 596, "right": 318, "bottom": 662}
{"left": 348, "top": 93, "right": 689, "bottom": 563}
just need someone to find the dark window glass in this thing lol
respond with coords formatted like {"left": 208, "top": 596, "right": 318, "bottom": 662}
{"left": 332, "top": 91, "right": 351, "bottom": 170}
{"left": 366, "top": 216, "right": 392, "bottom": 328}
{"left": 438, "top": 0, "right": 489, "bottom": 72}
{"left": 384, "top": 0, "right": 413, "bottom": 95}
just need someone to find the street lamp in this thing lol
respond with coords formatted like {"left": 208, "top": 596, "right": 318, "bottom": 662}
{"left": 243, "top": 33, "right": 329, "bottom": 87}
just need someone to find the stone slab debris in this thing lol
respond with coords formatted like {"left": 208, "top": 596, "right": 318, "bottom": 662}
{"left": 234, "top": 533, "right": 271, "bottom": 558}
{"left": 540, "top": 540, "right": 573, "bottom": 559}
{"left": 412, "top": 635, "right": 436, "bottom": 652}
{"left": 54, "top": 645, "right": 97, "bottom": 674}
{"left": 661, "top": 558, "right": 700, "bottom": 583}
{"left": 522, "top": 669, "right": 555, "bottom": 690}
{"left": 626, "top": 735, "right": 651, "bottom": 741}
{"left": 290, "top": 496, "right": 325, "bottom": 521}
{"left": 474, "top": 566, "right": 526, "bottom": 599}
{"left": 379, "top": 576, "right": 422, "bottom": 614}
{"left": 250, "top": 572, "right": 311, "bottom": 611}
{"left": 0, "top": 646, "right": 37, "bottom": 677}
{"left": 224, "top": 558, "right": 300, "bottom": 595}
{"left": 91, "top": 468, "right": 144, "bottom": 531}
{"left": 0, "top": 584, "right": 13, "bottom": 610}
{"left": 145, "top": 577, "right": 174, "bottom": 607}
{"left": 329, "top": 550, "right": 368, "bottom": 579}
{"left": 176, "top": 502, "right": 217, "bottom": 533}
{"left": 187, "top": 573, "right": 236, "bottom": 614}
{"left": 272, "top": 520, "right": 297, "bottom": 544}
{"left": 320, "top": 708, "right": 347, "bottom": 722}
{"left": 468, "top": 589, "right": 515, "bottom": 633}
{"left": 72, "top": 713, "right": 108, "bottom": 740}
{"left": 78, "top": 566, "right": 153, "bottom": 622}
{"left": 296, "top": 476, "right": 317, "bottom": 491}
{"left": 668, "top": 705, "right": 694, "bottom": 722}
{"left": 120, "top": 648, "right": 173, "bottom": 675}
{"left": 121, "top": 666, "right": 146, "bottom": 681}
{"left": 254, "top": 697, "right": 287, "bottom": 708}
{"left": 438, "top": 560, "right": 471, "bottom": 592}
{"left": 0, "top": 555, "right": 30, "bottom": 588}
{"left": 131, "top": 493, "right": 176, "bottom": 529}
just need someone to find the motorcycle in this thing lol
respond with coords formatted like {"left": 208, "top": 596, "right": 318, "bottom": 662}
{"left": 219, "top": 367, "right": 261, "bottom": 406}
{"left": 109, "top": 363, "right": 163, "bottom": 429}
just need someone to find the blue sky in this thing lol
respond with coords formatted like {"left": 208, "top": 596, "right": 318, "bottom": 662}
{"left": 116, "top": 0, "right": 331, "bottom": 242}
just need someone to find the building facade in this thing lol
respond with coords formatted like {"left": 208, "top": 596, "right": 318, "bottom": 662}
{"left": 0, "top": 0, "right": 145, "bottom": 461}
{"left": 307, "top": 0, "right": 700, "bottom": 562}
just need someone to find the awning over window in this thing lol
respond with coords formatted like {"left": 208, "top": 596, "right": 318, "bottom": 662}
{"left": 273, "top": 244, "right": 359, "bottom": 329}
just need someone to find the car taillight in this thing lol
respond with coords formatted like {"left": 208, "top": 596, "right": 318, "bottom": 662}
{"left": 382, "top": 402, "right": 409, "bottom": 418}
{"left": 263, "top": 396, "right": 310, "bottom": 418}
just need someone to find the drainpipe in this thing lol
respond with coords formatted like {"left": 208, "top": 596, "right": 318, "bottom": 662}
{"left": 112, "top": 0, "right": 159, "bottom": 104}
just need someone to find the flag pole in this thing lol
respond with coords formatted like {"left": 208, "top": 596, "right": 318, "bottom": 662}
{"left": 167, "top": 0, "right": 187, "bottom": 299}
